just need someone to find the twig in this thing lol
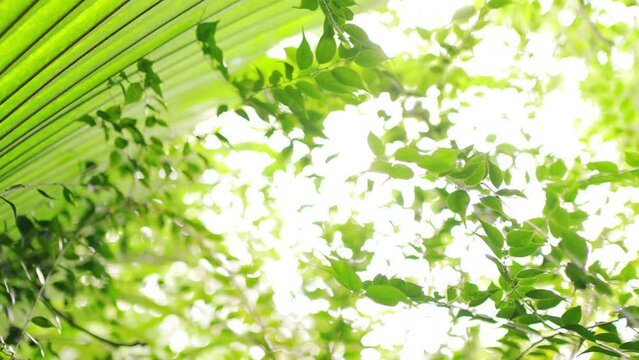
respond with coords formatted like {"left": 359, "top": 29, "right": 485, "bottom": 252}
{"left": 515, "top": 332, "right": 560, "bottom": 360}
{"left": 318, "top": 0, "right": 351, "bottom": 47}
{"left": 11, "top": 240, "right": 74, "bottom": 357}
{"left": 0, "top": 183, "right": 72, "bottom": 198}
{"left": 577, "top": 0, "right": 614, "bottom": 46}
{"left": 41, "top": 298, "right": 145, "bottom": 348}
{"left": 428, "top": 299, "right": 538, "bottom": 336}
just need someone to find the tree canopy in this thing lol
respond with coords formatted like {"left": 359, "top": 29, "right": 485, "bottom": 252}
{"left": 1, "top": 0, "right": 639, "bottom": 359}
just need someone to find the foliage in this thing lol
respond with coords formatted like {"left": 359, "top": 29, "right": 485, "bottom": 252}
{"left": 1, "top": 0, "right": 639, "bottom": 359}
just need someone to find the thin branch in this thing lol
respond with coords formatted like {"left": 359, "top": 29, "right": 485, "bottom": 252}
{"left": 427, "top": 299, "right": 539, "bottom": 336}
{"left": 577, "top": 0, "right": 614, "bottom": 46}
{"left": 11, "top": 240, "right": 74, "bottom": 357}
{"left": 0, "top": 182, "right": 72, "bottom": 198}
{"left": 318, "top": 0, "right": 351, "bottom": 47}
{"left": 41, "top": 298, "right": 145, "bottom": 348}
{"left": 515, "top": 331, "right": 560, "bottom": 360}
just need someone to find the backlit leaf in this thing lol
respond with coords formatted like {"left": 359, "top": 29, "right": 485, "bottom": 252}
{"left": 447, "top": 190, "right": 470, "bottom": 222}
{"left": 365, "top": 285, "right": 406, "bottom": 306}
{"left": 296, "top": 32, "right": 313, "bottom": 70}
{"left": 330, "top": 259, "right": 362, "bottom": 292}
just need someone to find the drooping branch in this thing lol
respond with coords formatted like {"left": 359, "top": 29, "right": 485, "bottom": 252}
{"left": 41, "top": 298, "right": 145, "bottom": 348}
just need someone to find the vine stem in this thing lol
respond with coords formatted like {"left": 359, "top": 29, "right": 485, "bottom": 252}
{"left": 0, "top": 182, "right": 72, "bottom": 198}
{"left": 11, "top": 239, "right": 74, "bottom": 358}
{"left": 318, "top": 0, "right": 351, "bottom": 47}
{"left": 240, "top": 59, "right": 349, "bottom": 106}
{"left": 428, "top": 299, "right": 539, "bottom": 336}
{"left": 514, "top": 331, "right": 560, "bottom": 360}
{"left": 576, "top": 0, "right": 614, "bottom": 46}
{"left": 41, "top": 298, "right": 145, "bottom": 348}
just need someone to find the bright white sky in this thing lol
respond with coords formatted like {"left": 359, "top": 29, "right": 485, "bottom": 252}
{"left": 138, "top": 1, "right": 639, "bottom": 358}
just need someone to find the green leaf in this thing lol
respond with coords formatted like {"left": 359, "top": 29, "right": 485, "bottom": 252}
{"left": 587, "top": 161, "right": 618, "bottom": 174}
{"left": 509, "top": 244, "right": 540, "bottom": 257}
{"left": 124, "top": 82, "right": 144, "bottom": 104}
{"left": 284, "top": 62, "right": 294, "bottom": 80}
{"left": 515, "top": 269, "right": 545, "bottom": 279}
{"left": 479, "top": 220, "right": 504, "bottom": 257}
{"left": 488, "top": 161, "right": 503, "bottom": 187}
{"left": 447, "top": 190, "right": 470, "bottom": 222}
{"left": 354, "top": 49, "right": 386, "bottom": 68}
{"left": 595, "top": 332, "right": 621, "bottom": 344}
{"left": 114, "top": 137, "right": 128, "bottom": 149}
{"left": 297, "top": 0, "right": 318, "bottom": 10}
{"left": 316, "top": 34, "right": 336, "bottom": 64}
{"left": 537, "top": 297, "right": 563, "bottom": 310}
{"left": 465, "top": 161, "right": 488, "bottom": 186}
{"left": 565, "top": 262, "right": 590, "bottom": 289}
{"left": 452, "top": 6, "right": 476, "bottom": 23}
{"left": 525, "top": 289, "right": 560, "bottom": 300}
{"left": 365, "top": 285, "right": 406, "bottom": 306}
{"left": 496, "top": 188, "right": 526, "bottom": 198}
{"left": 488, "top": 0, "right": 511, "bottom": 8}
{"left": 559, "top": 232, "right": 588, "bottom": 265}
{"left": 549, "top": 160, "right": 567, "bottom": 177}
{"left": 619, "top": 306, "right": 639, "bottom": 328}
{"left": 32, "top": 316, "right": 55, "bottom": 328}
{"left": 625, "top": 151, "right": 639, "bottom": 167}
{"left": 78, "top": 114, "right": 96, "bottom": 126}
{"left": 296, "top": 80, "right": 323, "bottom": 99}
{"left": 420, "top": 148, "right": 459, "bottom": 174}
{"left": 330, "top": 259, "right": 362, "bottom": 291}
{"left": 214, "top": 132, "right": 230, "bottom": 146}
{"left": 506, "top": 230, "right": 532, "bottom": 247}
{"left": 394, "top": 146, "right": 419, "bottom": 163}
{"left": 580, "top": 346, "right": 621, "bottom": 357}
{"left": 620, "top": 341, "right": 639, "bottom": 352}
{"left": 37, "top": 189, "right": 55, "bottom": 200}
{"left": 331, "top": 67, "right": 365, "bottom": 89}
{"left": 62, "top": 186, "right": 75, "bottom": 206}
{"left": 564, "top": 324, "right": 595, "bottom": 340}
{"left": 314, "top": 72, "right": 352, "bottom": 94}
{"left": 0, "top": 196, "right": 17, "bottom": 220}
{"left": 480, "top": 196, "right": 503, "bottom": 214}
{"left": 235, "top": 109, "right": 250, "bottom": 121}
{"left": 296, "top": 32, "right": 313, "bottom": 70}
{"left": 217, "top": 104, "right": 229, "bottom": 116}
{"left": 561, "top": 306, "right": 582, "bottom": 326}
{"left": 367, "top": 132, "right": 385, "bottom": 157}
{"left": 389, "top": 164, "right": 414, "bottom": 179}
{"left": 334, "top": 0, "right": 356, "bottom": 5}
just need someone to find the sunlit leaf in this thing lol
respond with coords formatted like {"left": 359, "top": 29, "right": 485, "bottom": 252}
{"left": 316, "top": 34, "right": 336, "bottom": 64}
{"left": 365, "top": 285, "right": 406, "bottom": 306}
{"left": 330, "top": 259, "right": 362, "bottom": 292}
{"left": 367, "top": 132, "right": 385, "bottom": 157}
{"left": 447, "top": 190, "right": 470, "bottom": 222}
{"left": 331, "top": 67, "right": 365, "bottom": 89}
{"left": 355, "top": 49, "right": 386, "bottom": 68}
{"left": 526, "top": 289, "right": 561, "bottom": 300}
{"left": 420, "top": 148, "right": 459, "bottom": 174}
{"left": 296, "top": 32, "right": 313, "bottom": 70}
{"left": 479, "top": 220, "right": 504, "bottom": 257}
